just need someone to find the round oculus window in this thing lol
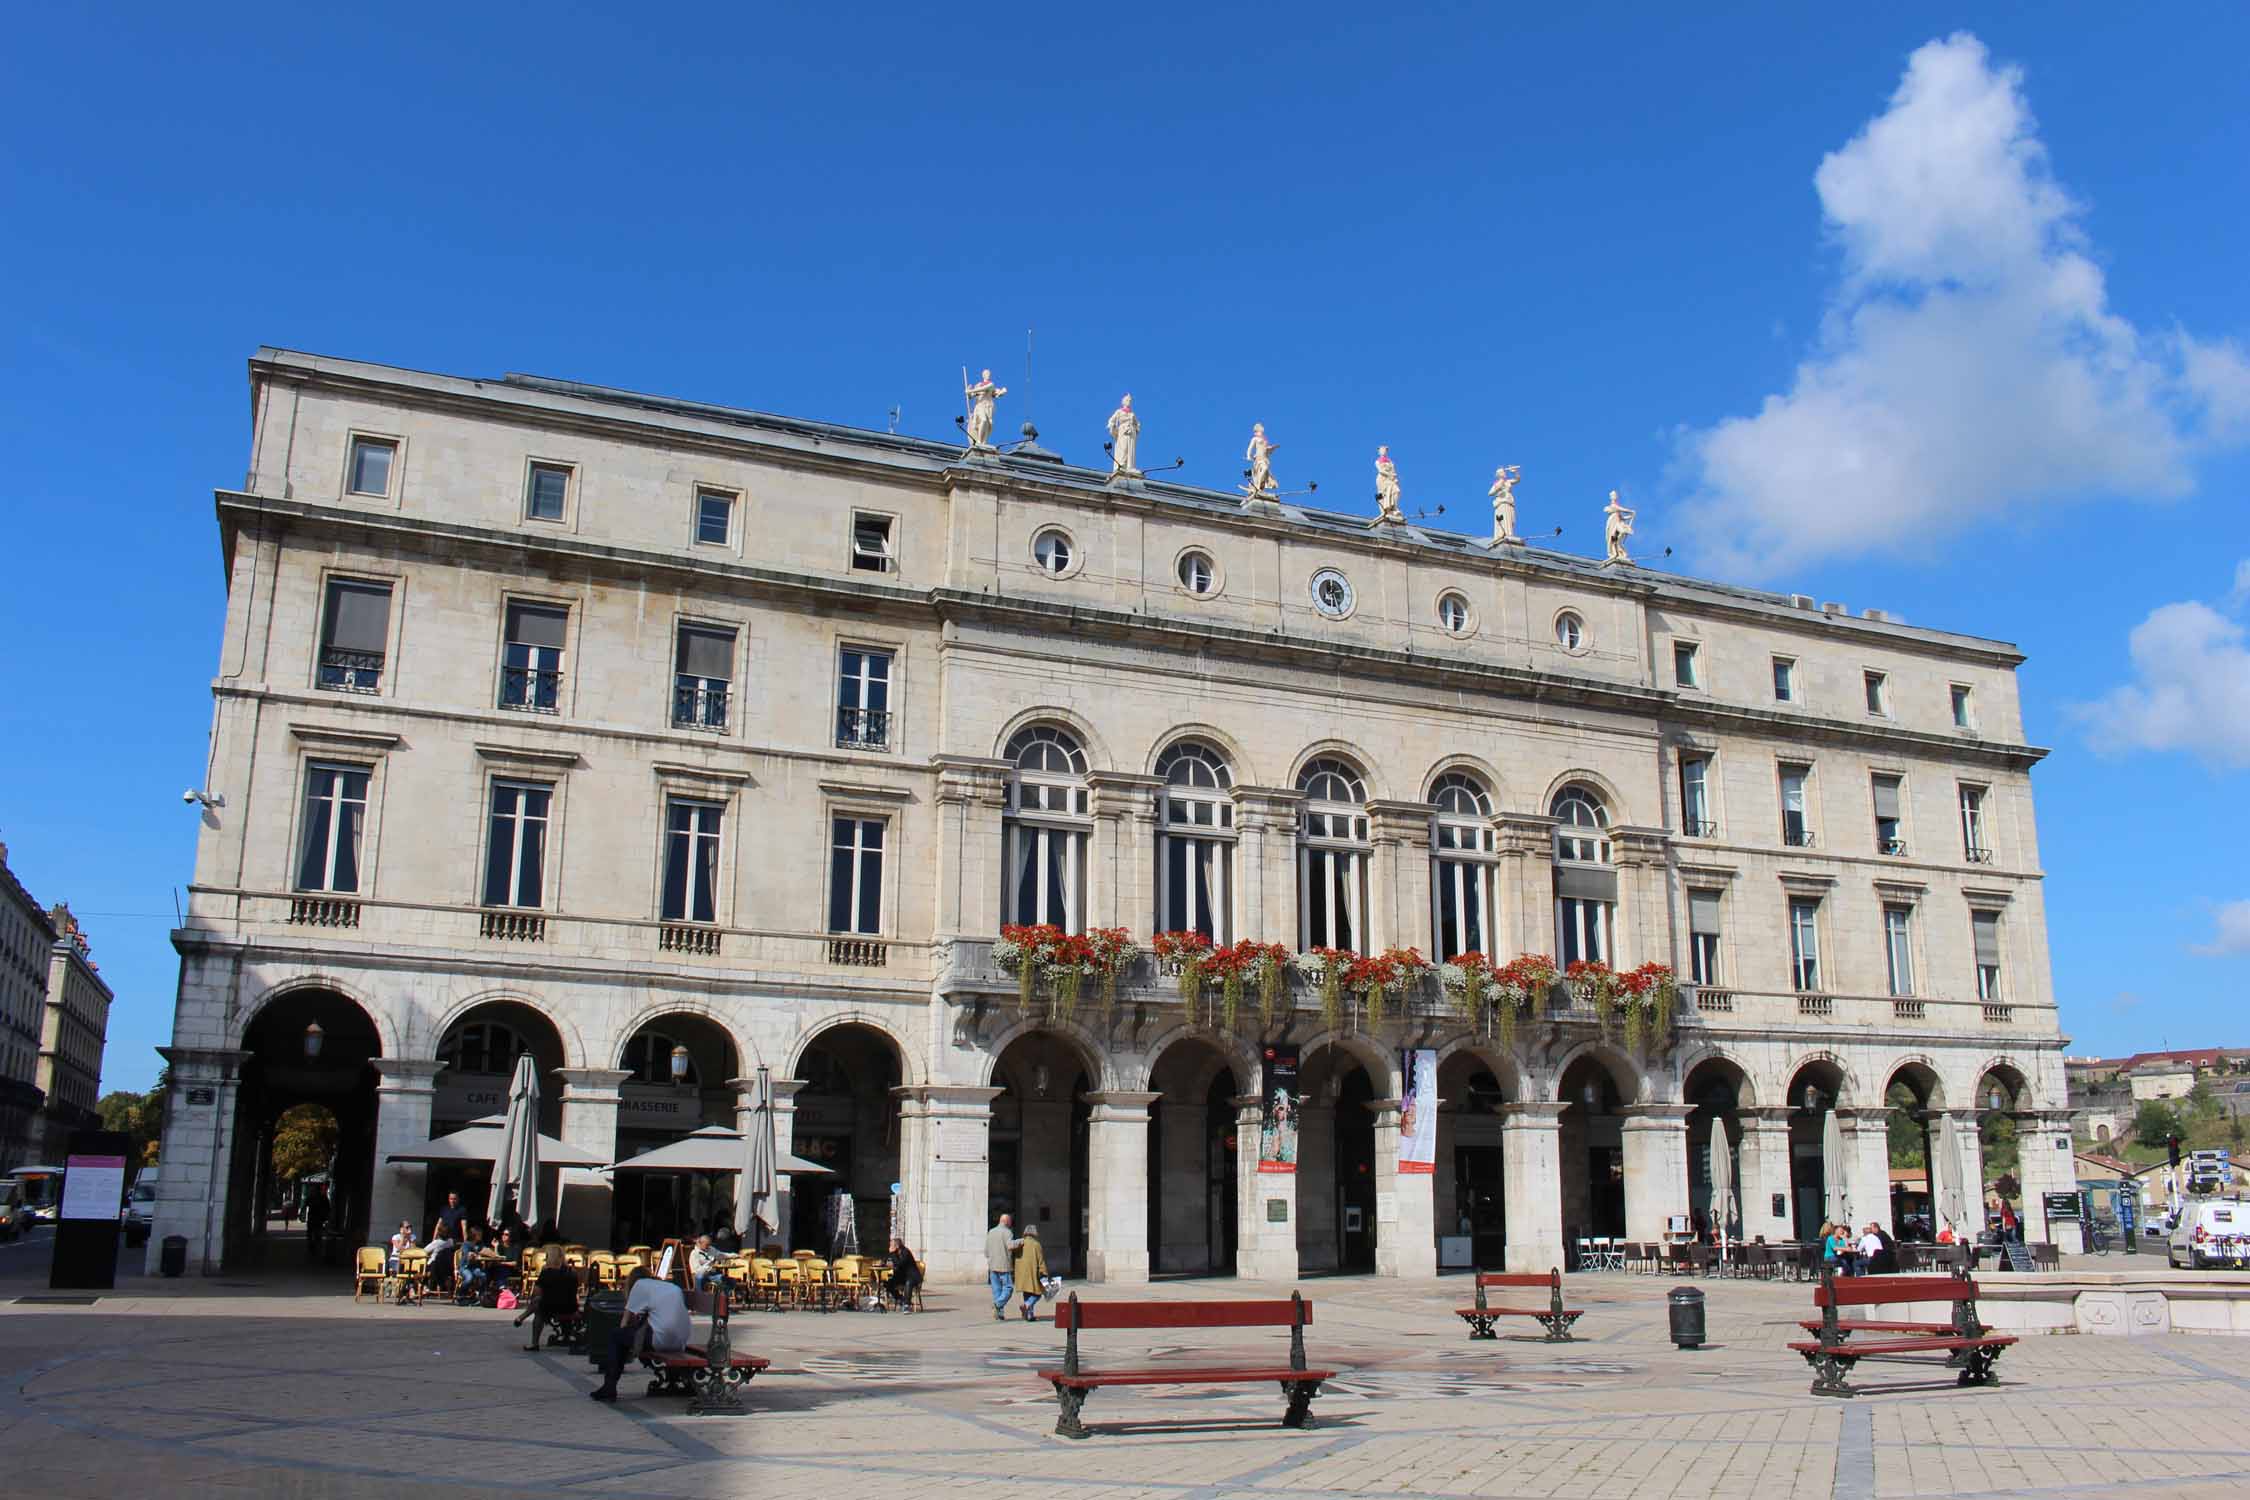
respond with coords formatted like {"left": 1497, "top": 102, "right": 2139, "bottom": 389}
{"left": 1437, "top": 591, "right": 1471, "bottom": 634}
{"left": 1032, "top": 529, "right": 1073, "bottom": 575}
{"left": 1177, "top": 550, "right": 1216, "bottom": 595}
{"left": 1555, "top": 611, "right": 1585, "bottom": 650}
{"left": 1310, "top": 568, "right": 1354, "bottom": 618}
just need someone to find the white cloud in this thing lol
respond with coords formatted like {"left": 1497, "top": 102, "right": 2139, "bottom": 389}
{"left": 2074, "top": 563, "right": 2250, "bottom": 767}
{"left": 1675, "top": 33, "right": 2250, "bottom": 575}
{"left": 2192, "top": 901, "right": 2250, "bottom": 957}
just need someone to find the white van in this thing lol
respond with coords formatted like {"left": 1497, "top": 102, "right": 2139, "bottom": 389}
{"left": 2167, "top": 1199, "right": 2248, "bottom": 1269}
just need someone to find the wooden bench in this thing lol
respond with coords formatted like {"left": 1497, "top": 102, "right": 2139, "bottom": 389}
{"left": 1456, "top": 1269, "right": 1582, "bottom": 1342}
{"left": 1036, "top": 1292, "right": 1336, "bottom": 1439}
{"left": 643, "top": 1345, "right": 772, "bottom": 1398}
{"left": 1786, "top": 1270, "right": 2016, "bottom": 1398}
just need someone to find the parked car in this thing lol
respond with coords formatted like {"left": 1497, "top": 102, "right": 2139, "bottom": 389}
{"left": 120, "top": 1180, "right": 157, "bottom": 1246}
{"left": 2167, "top": 1199, "right": 2249, "bottom": 1269}
{"left": 0, "top": 1182, "right": 32, "bottom": 1239}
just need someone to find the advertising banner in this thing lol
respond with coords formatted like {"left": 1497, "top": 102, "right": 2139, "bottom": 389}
{"left": 1399, "top": 1048, "right": 1438, "bottom": 1174}
{"left": 1257, "top": 1045, "right": 1300, "bottom": 1173}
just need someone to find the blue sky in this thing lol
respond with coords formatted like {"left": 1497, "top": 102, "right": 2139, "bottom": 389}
{"left": 3, "top": 6, "right": 2245, "bottom": 1092}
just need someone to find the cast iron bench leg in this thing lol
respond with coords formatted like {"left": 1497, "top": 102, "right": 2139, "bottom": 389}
{"left": 1280, "top": 1379, "right": 1321, "bottom": 1430}
{"left": 1807, "top": 1351, "right": 1855, "bottom": 1399}
{"left": 1957, "top": 1347, "right": 2001, "bottom": 1387}
{"left": 1052, "top": 1382, "right": 1090, "bottom": 1440}
{"left": 1537, "top": 1314, "right": 1576, "bottom": 1343}
{"left": 1463, "top": 1314, "right": 1497, "bottom": 1340}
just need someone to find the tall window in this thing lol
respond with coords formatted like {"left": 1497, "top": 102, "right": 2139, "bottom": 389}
{"left": 673, "top": 624, "right": 735, "bottom": 730}
{"left": 836, "top": 647, "right": 892, "bottom": 749}
{"left": 1959, "top": 784, "right": 1990, "bottom": 861}
{"left": 1950, "top": 684, "right": 1974, "bottom": 728}
{"left": 1003, "top": 726, "right": 1090, "bottom": 932}
{"left": 852, "top": 512, "right": 894, "bottom": 572}
{"left": 695, "top": 489, "right": 735, "bottom": 545}
{"left": 1298, "top": 757, "right": 1370, "bottom": 952}
{"left": 661, "top": 800, "right": 723, "bottom": 923}
{"left": 1972, "top": 911, "right": 2003, "bottom": 1000}
{"left": 1156, "top": 741, "right": 1234, "bottom": 941}
{"left": 1872, "top": 774, "right": 1906, "bottom": 855}
{"left": 296, "top": 763, "right": 369, "bottom": 893}
{"left": 1430, "top": 772, "right": 1495, "bottom": 960}
{"left": 1779, "top": 764, "right": 1813, "bottom": 847}
{"left": 1863, "top": 670, "right": 1888, "bottom": 716}
{"left": 1788, "top": 899, "right": 1822, "bottom": 991}
{"left": 1688, "top": 889, "right": 1722, "bottom": 986}
{"left": 1551, "top": 785, "right": 1615, "bottom": 967}
{"left": 501, "top": 602, "right": 567, "bottom": 712}
{"left": 483, "top": 781, "right": 551, "bottom": 908}
{"left": 1883, "top": 904, "right": 1915, "bottom": 996}
{"left": 1673, "top": 641, "right": 1701, "bottom": 688}
{"left": 1772, "top": 657, "right": 1797, "bottom": 703}
{"left": 318, "top": 578, "right": 392, "bottom": 693}
{"left": 1679, "top": 754, "right": 1714, "bottom": 837}
{"left": 829, "top": 817, "right": 884, "bottom": 934}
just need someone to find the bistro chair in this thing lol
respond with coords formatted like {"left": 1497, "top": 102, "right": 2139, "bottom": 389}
{"left": 626, "top": 1244, "right": 653, "bottom": 1261}
{"left": 800, "top": 1257, "right": 835, "bottom": 1312}
{"left": 561, "top": 1245, "right": 589, "bottom": 1273}
{"left": 614, "top": 1251, "right": 645, "bottom": 1279}
{"left": 353, "top": 1246, "right": 388, "bottom": 1302}
{"left": 748, "top": 1257, "right": 783, "bottom": 1311}
{"left": 773, "top": 1256, "right": 803, "bottom": 1308}
{"left": 396, "top": 1248, "right": 430, "bottom": 1305}
{"left": 831, "top": 1256, "right": 868, "bottom": 1310}
{"left": 519, "top": 1246, "right": 544, "bottom": 1279}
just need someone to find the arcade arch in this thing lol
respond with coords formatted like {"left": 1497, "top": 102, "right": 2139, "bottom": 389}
{"left": 790, "top": 1022, "right": 905, "bottom": 1255}
{"left": 612, "top": 1012, "right": 739, "bottom": 1245}
{"left": 1145, "top": 1035, "right": 1244, "bottom": 1276}
{"left": 229, "top": 986, "right": 382, "bottom": 1264}
{"left": 989, "top": 1029, "right": 1100, "bottom": 1276}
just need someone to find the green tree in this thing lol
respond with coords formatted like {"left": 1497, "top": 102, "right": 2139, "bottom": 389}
{"left": 1887, "top": 1109, "right": 1927, "bottom": 1168}
{"left": 2184, "top": 1078, "right": 2223, "bottom": 1125}
{"left": 1980, "top": 1111, "right": 2021, "bottom": 1184}
{"left": 94, "top": 1073, "right": 167, "bottom": 1170}
{"left": 269, "top": 1103, "right": 338, "bottom": 1184}
{"left": 2133, "top": 1099, "right": 2184, "bottom": 1148}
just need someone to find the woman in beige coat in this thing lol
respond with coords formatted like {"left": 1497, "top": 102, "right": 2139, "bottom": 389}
{"left": 1011, "top": 1223, "right": 1050, "bottom": 1322}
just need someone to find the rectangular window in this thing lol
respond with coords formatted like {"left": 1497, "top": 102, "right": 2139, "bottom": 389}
{"left": 1788, "top": 899, "right": 1822, "bottom": 991}
{"left": 296, "top": 763, "right": 370, "bottom": 893}
{"left": 829, "top": 817, "right": 884, "bottom": 935}
{"left": 1972, "top": 911, "right": 2003, "bottom": 1000}
{"left": 673, "top": 624, "right": 736, "bottom": 730}
{"left": 1883, "top": 904, "right": 1915, "bottom": 996}
{"left": 1950, "top": 683, "right": 1973, "bottom": 729}
{"left": 1555, "top": 895, "right": 1610, "bottom": 968}
{"left": 501, "top": 602, "right": 568, "bottom": 711}
{"left": 1959, "top": 784, "right": 1990, "bottom": 862}
{"left": 1679, "top": 755, "right": 1713, "bottom": 837}
{"left": 318, "top": 578, "right": 392, "bottom": 693}
{"left": 661, "top": 800, "right": 723, "bottom": 923}
{"left": 483, "top": 781, "right": 551, "bottom": 908}
{"left": 695, "top": 489, "right": 734, "bottom": 546}
{"left": 1673, "top": 641, "right": 1700, "bottom": 688}
{"left": 836, "top": 647, "right": 892, "bottom": 749}
{"left": 1772, "top": 657, "right": 1796, "bottom": 703}
{"left": 346, "top": 437, "right": 395, "bottom": 498}
{"left": 525, "top": 462, "right": 571, "bottom": 522}
{"left": 1864, "top": 670, "right": 1888, "bottom": 716}
{"left": 1689, "top": 889, "right": 1722, "bottom": 986}
{"left": 1433, "top": 856, "right": 1489, "bottom": 961}
{"left": 1779, "top": 764, "right": 1812, "bottom": 847}
{"left": 1872, "top": 773, "right": 1906, "bottom": 855}
{"left": 851, "top": 512, "right": 894, "bottom": 573}
{"left": 1163, "top": 834, "right": 1232, "bottom": 942}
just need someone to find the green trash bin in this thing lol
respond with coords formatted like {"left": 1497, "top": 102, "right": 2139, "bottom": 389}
{"left": 581, "top": 1290, "right": 626, "bottom": 1367}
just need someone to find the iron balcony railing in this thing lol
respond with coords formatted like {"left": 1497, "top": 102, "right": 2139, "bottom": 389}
{"left": 673, "top": 677, "right": 730, "bottom": 730}
{"left": 500, "top": 665, "right": 562, "bottom": 713}
{"left": 1681, "top": 819, "right": 1719, "bottom": 839}
{"left": 836, "top": 705, "right": 891, "bottom": 750}
{"left": 1783, "top": 827, "right": 1819, "bottom": 848}
{"left": 317, "top": 648, "right": 384, "bottom": 694}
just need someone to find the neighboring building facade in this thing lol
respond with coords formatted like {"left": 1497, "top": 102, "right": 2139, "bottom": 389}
{"left": 0, "top": 844, "right": 54, "bottom": 1167}
{"left": 35, "top": 904, "right": 112, "bottom": 1160}
{"left": 152, "top": 349, "right": 2075, "bottom": 1278}
{"left": 0, "top": 851, "right": 115, "bottom": 1166}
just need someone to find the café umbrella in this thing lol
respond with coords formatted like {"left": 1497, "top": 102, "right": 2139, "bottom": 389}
{"left": 385, "top": 1115, "right": 604, "bottom": 1167}
{"left": 1933, "top": 1111, "right": 1969, "bottom": 1239}
{"left": 1708, "top": 1124, "right": 1737, "bottom": 1268}
{"left": 1821, "top": 1107, "right": 1850, "bottom": 1227}
{"left": 610, "top": 1120, "right": 830, "bottom": 1242}
{"left": 486, "top": 1054, "right": 542, "bottom": 1229}
{"left": 739, "top": 1065, "right": 778, "bottom": 1241}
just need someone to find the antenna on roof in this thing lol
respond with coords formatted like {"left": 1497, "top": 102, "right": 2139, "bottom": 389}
{"left": 887, "top": 406, "right": 900, "bottom": 434}
{"left": 1407, "top": 504, "right": 1446, "bottom": 522}
{"left": 1023, "top": 327, "right": 1034, "bottom": 433}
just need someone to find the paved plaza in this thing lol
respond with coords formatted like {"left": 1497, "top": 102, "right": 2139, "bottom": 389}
{"left": 2, "top": 1242, "right": 2248, "bottom": 1500}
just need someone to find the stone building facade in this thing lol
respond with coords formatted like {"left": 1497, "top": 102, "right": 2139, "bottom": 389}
{"left": 0, "top": 846, "right": 54, "bottom": 1167}
{"left": 151, "top": 349, "right": 2074, "bottom": 1277}
{"left": 0, "top": 849, "right": 114, "bottom": 1166}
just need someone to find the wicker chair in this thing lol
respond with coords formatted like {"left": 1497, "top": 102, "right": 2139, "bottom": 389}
{"left": 353, "top": 1246, "right": 388, "bottom": 1302}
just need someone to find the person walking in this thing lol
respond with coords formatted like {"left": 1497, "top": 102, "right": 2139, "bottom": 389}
{"left": 1012, "top": 1223, "right": 1050, "bottom": 1322}
{"left": 303, "top": 1187, "right": 329, "bottom": 1261}
{"left": 984, "top": 1212, "right": 1018, "bottom": 1324}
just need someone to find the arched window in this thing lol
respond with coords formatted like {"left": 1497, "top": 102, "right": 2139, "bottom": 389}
{"left": 438, "top": 1019, "right": 530, "bottom": 1076}
{"left": 1430, "top": 771, "right": 1496, "bottom": 960}
{"left": 1298, "top": 756, "right": 1369, "bottom": 952}
{"left": 1003, "top": 725, "right": 1091, "bottom": 932}
{"left": 621, "top": 1029, "right": 698, "bottom": 1087}
{"left": 1156, "top": 740, "right": 1234, "bottom": 940}
{"left": 1550, "top": 784, "right": 1615, "bottom": 967}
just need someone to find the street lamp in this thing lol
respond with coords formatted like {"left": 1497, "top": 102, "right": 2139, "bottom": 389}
{"left": 302, "top": 1022, "right": 324, "bottom": 1060}
{"left": 1987, "top": 1086, "right": 2004, "bottom": 1112}
{"left": 1802, "top": 1084, "right": 1820, "bottom": 1112}
{"left": 670, "top": 1044, "right": 692, "bottom": 1083}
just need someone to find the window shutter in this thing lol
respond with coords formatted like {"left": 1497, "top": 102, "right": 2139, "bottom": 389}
{"left": 1972, "top": 912, "right": 2001, "bottom": 966}
{"left": 1553, "top": 865, "right": 1618, "bottom": 902}
{"left": 1872, "top": 776, "right": 1903, "bottom": 821}
{"left": 507, "top": 602, "right": 568, "bottom": 650}
{"left": 1689, "top": 890, "right": 1721, "bottom": 937}
{"left": 676, "top": 626, "right": 735, "bottom": 679}
{"left": 324, "top": 581, "right": 392, "bottom": 653}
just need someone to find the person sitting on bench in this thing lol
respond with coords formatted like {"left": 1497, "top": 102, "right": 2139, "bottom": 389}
{"left": 592, "top": 1269, "right": 692, "bottom": 1402}
{"left": 883, "top": 1235, "right": 922, "bottom": 1310}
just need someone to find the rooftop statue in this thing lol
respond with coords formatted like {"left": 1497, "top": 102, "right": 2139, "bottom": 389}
{"left": 1242, "top": 423, "right": 1279, "bottom": 500}
{"left": 1489, "top": 465, "right": 1521, "bottom": 544}
{"left": 963, "top": 367, "right": 1007, "bottom": 451}
{"left": 1106, "top": 394, "right": 1140, "bottom": 478}
{"left": 1603, "top": 490, "right": 1636, "bottom": 565}
{"left": 1372, "top": 446, "right": 1404, "bottom": 525}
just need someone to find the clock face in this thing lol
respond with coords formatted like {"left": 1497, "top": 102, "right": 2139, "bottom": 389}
{"left": 1310, "top": 568, "right": 1353, "bottom": 618}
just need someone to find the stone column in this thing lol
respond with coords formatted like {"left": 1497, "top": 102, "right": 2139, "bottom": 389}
{"left": 1838, "top": 1108, "right": 1895, "bottom": 1234}
{"left": 146, "top": 1046, "right": 250, "bottom": 1275}
{"left": 1368, "top": 801, "right": 1435, "bottom": 954}
{"left": 933, "top": 758, "right": 1010, "bottom": 939}
{"left": 729, "top": 1074, "right": 808, "bottom": 1248}
{"left": 1231, "top": 789, "right": 1302, "bottom": 947}
{"left": 2014, "top": 1110, "right": 2080, "bottom": 1252}
{"left": 367, "top": 1057, "right": 444, "bottom": 1248}
{"left": 1499, "top": 1101, "right": 1566, "bottom": 1272}
{"left": 1618, "top": 1103, "right": 1692, "bottom": 1243}
{"left": 1495, "top": 814, "right": 1557, "bottom": 960}
{"left": 1741, "top": 1109, "right": 1797, "bottom": 1244}
{"left": 1611, "top": 829, "right": 1673, "bottom": 969}
{"left": 555, "top": 1067, "right": 631, "bottom": 1245}
{"left": 1234, "top": 1094, "right": 1297, "bottom": 1282}
{"left": 1088, "top": 775, "right": 1161, "bottom": 934}
{"left": 1370, "top": 1097, "right": 1437, "bottom": 1280}
{"left": 1083, "top": 1090, "right": 1160, "bottom": 1282}
{"left": 895, "top": 1084, "right": 1003, "bottom": 1283}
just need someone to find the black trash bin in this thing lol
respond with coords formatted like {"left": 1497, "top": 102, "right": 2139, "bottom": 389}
{"left": 582, "top": 1290, "right": 627, "bottom": 1366}
{"left": 1667, "top": 1285, "right": 1706, "bottom": 1349}
{"left": 160, "top": 1235, "right": 188, "bottom": 1278}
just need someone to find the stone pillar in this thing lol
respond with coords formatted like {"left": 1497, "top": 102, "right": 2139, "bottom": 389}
{"left": 1499, "top": 1101, "right": 1566, "bottom": 1272}
{"left": 367, "top": 1057, "right": 444, "bottom": 1247}
{"left": 1368, "top": 801, "right": 1435, "bottom": 954}
{"left": 1612, "top": 830, "right": 1673, "bottom": 970}
{"left": 1231, "top": 790, "right": 1302, "bottom": 947}
{"left": 895, "top": 1084, "right": 1003, "bottom": 1283}
{"left": 1839, "top": 1108, "right": 1895, "bottom": 1234}
{"left": 1083, "top": 1090, "right": 1160, "bottom": 1282}
{"left": 1088, "top": 775, "right": 1161, "bottom": 934}
{"left": 933, "top": 758, "right": 1010, "bottom": 939}
{"left": 555, "top": 1067, "right": 631, "bottom": 1245}
{"left": 2014, "top": 1110, "right": 2080, "bottom": 1251}
{"left": 1495, "top": 815, "right": 1557, "bottom": 960}
{"left": 1234, "top": 1094, "right": 1297, "bottom": 1282}
{"left": 1370, "top": 1097, "right": 1437, "bottom": 1279}
{"left": 729, "top": 1074, "right": 808, "bottom": 1248}
{"left": 1741, "top": 1109, "right": 1796, "bottom": 1244}
{"left": 1618, "top": 1104, "right": 1692, "bottom": 1243}
{"left": 146, "top": 1046, "right": 250, "bottom": 1275}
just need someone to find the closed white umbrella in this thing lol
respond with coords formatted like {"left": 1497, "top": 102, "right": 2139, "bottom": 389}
{"left": 487, "top": 1055, "right": 541, "bottom": 1228}
{"left": 1708, "top": 1123, "right": 1737, "bottom": 1267}
{"left": 736, "top": 1065, "right": 779, "bottom": 1241}
{"left": 1821, "top": 1108, "right": 1850, "bottom": 1227}
{"left": 1933, "top": 1113, "right": 1968, "bottom": 1240}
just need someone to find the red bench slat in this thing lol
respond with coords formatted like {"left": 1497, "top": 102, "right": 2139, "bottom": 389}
{"left": 1474, "top": 1273, "right": 1558, "bottom": 1290}
{"left": 1816, "top": 1275, "right": 1980, "bottom": 1308}
{"left": 1038, "top": 1365, "right": 1338, "bottom": 1388}
{"left": 1789, "top": 1335, "right": 2015, "bottom": 1357}
{"left": 1055, "top": 1299, "right": 1310, "bottom": 1331}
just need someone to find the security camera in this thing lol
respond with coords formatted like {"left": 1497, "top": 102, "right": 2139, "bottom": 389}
{"left": 183, "top": 788, "right": 199, "bottom": 804}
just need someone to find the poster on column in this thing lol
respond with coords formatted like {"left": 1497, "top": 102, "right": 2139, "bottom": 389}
{"left": 1399, "top": 1049, "right": 1437, "bottom": 1173}
{"left": 1258, "top": 1045, "right": 1299, "bottom": 1173}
